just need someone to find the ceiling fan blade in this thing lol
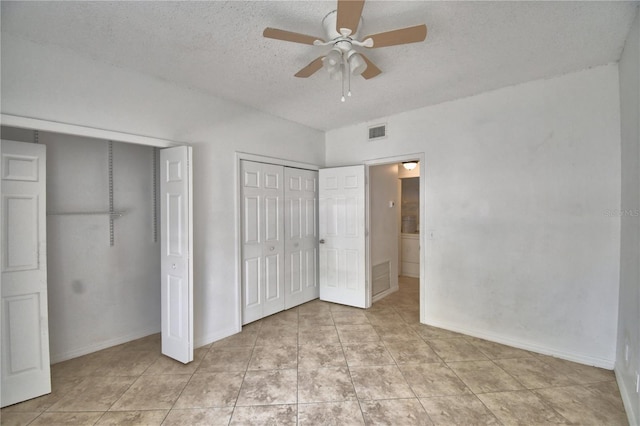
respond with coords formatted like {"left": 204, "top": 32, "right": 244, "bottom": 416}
{"left": 364, "top": 24, "right": 427, "bottom": 48}
{"left": 360, "top": 54, "right": 381, "bottom": 79}
{"left": 295, "top": 57, "right": 325, "bottom": 78}
{"left": 336, "top": 0, "right": 365, "bottom": 35}
{"left": 263, "top": 27, "right": 324, "bottom": 45}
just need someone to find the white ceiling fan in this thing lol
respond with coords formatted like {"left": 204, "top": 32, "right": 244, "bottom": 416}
{"left": 263, "top": 0, "right": 427, "bottom": 100}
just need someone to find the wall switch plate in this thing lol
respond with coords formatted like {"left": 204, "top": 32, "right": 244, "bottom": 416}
{"left": 625, "top": 342, "right": 629, "bottom": 362}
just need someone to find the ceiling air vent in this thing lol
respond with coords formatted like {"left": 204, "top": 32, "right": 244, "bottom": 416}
{"left": 368, "top": 124, "right": 387, "bottom": 141}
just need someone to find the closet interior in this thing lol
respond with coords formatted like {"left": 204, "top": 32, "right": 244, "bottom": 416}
{"left": 1, "top": 126, "right": 160, "bottom": 363}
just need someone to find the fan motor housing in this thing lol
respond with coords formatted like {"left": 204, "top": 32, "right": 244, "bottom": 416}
{"left": 322, "top": 10, "right": 363, "bottom": 41}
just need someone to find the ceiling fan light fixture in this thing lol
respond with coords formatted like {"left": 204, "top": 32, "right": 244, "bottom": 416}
{"left": 263, "top": 0, "right": 429, "bottom": 104}
{"left": 328, "top": 64, "right": 343, "bottom": 80}
{"left": 325, "top": 47, "right": 343, "bottom": 67}
{"left": 263, "top": 0, "right": 428, "bottom": 83}
{"left": 347, "top": 50, "right": 367, "bottom": 76}
{"left": 402, "top": 161, "right": 418, "bottom": 170}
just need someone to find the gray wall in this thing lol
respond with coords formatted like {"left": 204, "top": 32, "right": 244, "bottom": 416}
{"left": 370, "top": 164, "right": 399, "bottom": 295}
{"left": 326, "top": 64, "right": 622, "bottom": 368}
{"left": 616, "top": 6, "right": 640, "bottom": 425}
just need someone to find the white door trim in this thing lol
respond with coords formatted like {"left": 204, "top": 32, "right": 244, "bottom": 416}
{"left": 364, "top": 153, "right": 426, "bottom": 323}
{"left": 1, "top": 114, "right": 179, "bottom": 148}
{"left": 237, "top": 152, "right": 320, "bottom": 171}
{"left": 234, "top": 152, "right": 320, "bottom": 332}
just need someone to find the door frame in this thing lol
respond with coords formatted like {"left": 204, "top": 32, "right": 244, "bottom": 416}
{"left": 234, "top": 152, "right": 320, "bottom": 331}
{"left": 364, "top": 153, "right": 426, "bottom": 323}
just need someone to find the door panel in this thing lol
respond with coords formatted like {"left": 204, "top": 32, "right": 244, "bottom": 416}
{"left": 289, "top": 251, "right": 302, "bottom": 295}
{"left": 265, "top": 196, "right": 280, "bottom": 242}
{"left": 264, "top": 252, "right": 281, "bottom": 307}
{"left": 284, "top": 168, "right": 319, "bottom": 309}
{"left": 319, "top": 165, "right": 368, "bottom": 308}
{"left": 160, "top": 146, "right": 193, "bottom": 364}
{"left": 1, "top": 140, "right": 51, "bottom": 407}
{"left": 241, "top": 161, "right": 285, "bottom": 324}
{"left": 4, "top": 196, "right": 38, "bottom": 271}
{"left": 244, "top": 258, "right": 261, "bottom": 308}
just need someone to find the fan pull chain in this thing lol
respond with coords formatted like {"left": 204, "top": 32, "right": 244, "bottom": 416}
{"left": 341, "top": 61, "right": 346, "bottom": 102}
{"left": 347, "top": 59, "right": 352, "bottom": 98}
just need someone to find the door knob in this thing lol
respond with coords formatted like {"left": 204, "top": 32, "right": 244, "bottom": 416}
{"left": 269, "top": 246, "right": 275, "bottom": 251}
{"left": 319, "top": 239, "right": 325, "bottom": 244}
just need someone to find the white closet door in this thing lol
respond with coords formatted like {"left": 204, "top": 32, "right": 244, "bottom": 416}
{"left": 241, "top": 161, "right": 285, "bottom": 324}
{"left": 284, "top": 168, "right": 319, "bottom": 309}
{"left": 160, "top": 146, "right": 193, "bottom": 364}
{"left": 319, "top": 165, "right": 369, "bottom": 309}
{"left": 1, "top": 140, "right": 51, "bottom": 407}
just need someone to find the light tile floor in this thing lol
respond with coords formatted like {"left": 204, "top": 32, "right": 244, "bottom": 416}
{"left": 1, "top": 277, "right": 629, "bottom": 425}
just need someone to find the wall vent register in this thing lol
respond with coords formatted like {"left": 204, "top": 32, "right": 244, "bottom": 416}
{"left": 368, "top": 124, "right": 386, "bottom": 140}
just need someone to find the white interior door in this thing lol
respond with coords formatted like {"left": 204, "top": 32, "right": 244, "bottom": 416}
{"left": 319, "top": 165, "right": 369, "bottom": 308}
{"left": 160, "top": 146, "right": 193, "bottom": 364}
{"left": 1, "top": 140, "right": 51, "bottom": 407}
{"left": 284, "top": 168, "right": 319, "bottom": 309}
{"left": 241, "top": 160, "right": 285, "bottom": 324}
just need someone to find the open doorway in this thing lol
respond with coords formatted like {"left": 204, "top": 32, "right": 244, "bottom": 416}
{"left": 367, "top": 154, "right": 425, "bottom": 321}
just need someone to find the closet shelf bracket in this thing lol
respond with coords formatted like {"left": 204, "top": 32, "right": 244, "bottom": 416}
{"left": 46, "top": 211, "right": 124, "bottom": 217}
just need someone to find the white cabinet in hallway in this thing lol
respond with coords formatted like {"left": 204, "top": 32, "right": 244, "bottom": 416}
{"left": 240, "top": 160, "right": 318, "bottom": 324}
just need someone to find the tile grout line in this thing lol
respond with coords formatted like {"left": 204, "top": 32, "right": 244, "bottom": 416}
{"left": 295, "top": 313, "right": 300, "bottom": 426}
{"left": 441, "top": 348, "right": 576, "bottom": 425}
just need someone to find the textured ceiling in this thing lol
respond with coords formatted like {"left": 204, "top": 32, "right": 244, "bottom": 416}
{"left": 1, "top": 1, "right": 638, "bottom": 131}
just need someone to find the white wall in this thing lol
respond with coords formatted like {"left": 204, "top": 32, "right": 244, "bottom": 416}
{"left": 1, "top": 34, "right": 325, "bottom": 350}
{"left": 616, "top": 7, "right": 640, "bottom": 425}
{"left": 1, "top": 127, "right": 159, "bottom": 362}
{"left": 326, "top": 65, "right": 622, "bottom": 368}
{"left": 370, "top": 164, "right": 399, "bottom": 295}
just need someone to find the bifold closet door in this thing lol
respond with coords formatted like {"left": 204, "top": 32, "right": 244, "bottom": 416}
{"left": 1, "top": 140, "right": 51, "bottom": 407}
{"left": 284, "top": 168, "right": 319, "bottom": 309}
{"left": 241, "top": 161, "right": 285, "bottom": 324}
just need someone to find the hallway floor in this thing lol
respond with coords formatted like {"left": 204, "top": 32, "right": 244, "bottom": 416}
{"left": 1, "top": 277, "right": 629, "bottom": 425}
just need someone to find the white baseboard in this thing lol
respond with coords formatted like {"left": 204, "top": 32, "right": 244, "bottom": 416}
{"left": 194, "top": 325, "right": 240, "bottom": 349}
{"left": 614, "top": 367, "right": 639, "bottom": 426}
{"left": 423, "top": 317, "right": 615, "bottom": 369}
{"left": 51, "top": 324, "right": 245, "bottom": 364}
{"left": 373, "top": 285, "right": 399, "bottom": 303}
{"left": 50, "top": 325, "right": 160, "bottom": 364}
